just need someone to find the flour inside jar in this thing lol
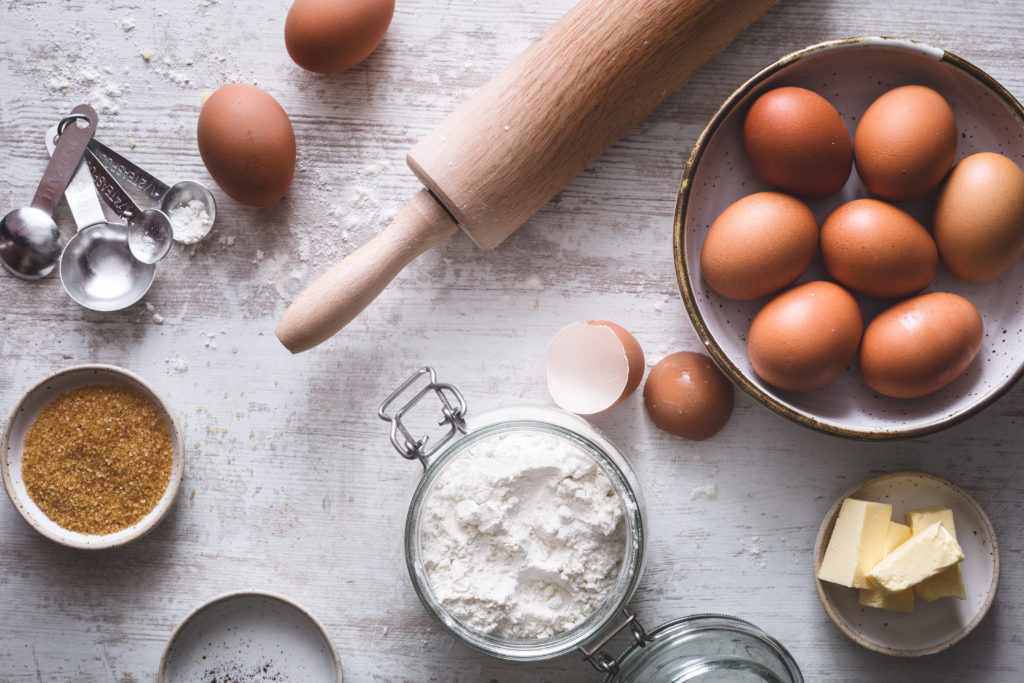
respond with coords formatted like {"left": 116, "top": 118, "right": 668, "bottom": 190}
{"left": 420, "top": 430, "right": 626, "bottom": 640}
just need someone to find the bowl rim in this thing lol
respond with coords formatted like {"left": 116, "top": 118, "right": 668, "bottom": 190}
{"left": 811, "top": 470, "right": 1000, "bottom": 657}
{"left": 157, "top": 589, "right": 344, "bottom": 682}
{"left": 0, "top": 363, "right": 185, "bottom": 549}
{"left": 673, "top": 35, "right": 1024, "bottom": 440}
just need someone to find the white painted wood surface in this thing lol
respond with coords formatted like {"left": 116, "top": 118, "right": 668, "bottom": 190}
{"left": 1, "top": 0, "right": 1023, "bottom": 680}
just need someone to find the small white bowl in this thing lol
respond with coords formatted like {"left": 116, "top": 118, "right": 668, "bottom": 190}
{"left": 675, "top": 37, "right": 1024, "bottom": 439}
{"left": 1, "top": 364, "right": 184, "bottom": 549}
{"left": 159, "top": 590, "right": 343, "bottom": 682}
{"left": 813, "top": 471, "right": 999, "bottom": 656}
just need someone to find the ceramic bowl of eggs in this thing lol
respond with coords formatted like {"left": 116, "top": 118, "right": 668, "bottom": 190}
{"left": 674, "top": 36, "right": 1024, "bottom": 439}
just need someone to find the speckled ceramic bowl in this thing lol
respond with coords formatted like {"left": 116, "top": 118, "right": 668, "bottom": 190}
{"left": 1, "top": 364, "right": 184, "bottom": 549}
{"left": 159, "top": 590, "right": 343, "bottom": 682}
{"left": 813, "top": 471, "right": 998, "bottom": 656}
{"left": 675, "top": 37, "right": 1024, "bottom": 439}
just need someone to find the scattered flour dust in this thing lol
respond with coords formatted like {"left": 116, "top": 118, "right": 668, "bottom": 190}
{"left": 46, "top": 64, "right": 124, "bottom": 115}
{"left": 165, "top": 356, "right": 189, "bottom": 374}
{"left": 256, "top": 250, "right": 307, "bottom": 301}
{"left": 421, "top": 430, "right": 626, "bottom": 639}
{"left": 143, "top": 301, "right": 164, "bottom": 325}
{"left": 689, "top": 483, "right": 718, "bottom": 501}
{"left": 741, "top": 535, "right": 768, "bottom": 569}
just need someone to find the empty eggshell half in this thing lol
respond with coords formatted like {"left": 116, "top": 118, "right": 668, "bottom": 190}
{"left": 546, "top": 320, "right": 645, "bottom": 414}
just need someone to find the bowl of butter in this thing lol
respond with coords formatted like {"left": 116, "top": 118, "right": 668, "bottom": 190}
{"left": 813, "top": 470, "right": 998, "bottom": 656}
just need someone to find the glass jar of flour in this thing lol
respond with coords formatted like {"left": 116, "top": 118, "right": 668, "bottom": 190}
{"left": 381, "top": 368, "right": 802, "bottom": 681}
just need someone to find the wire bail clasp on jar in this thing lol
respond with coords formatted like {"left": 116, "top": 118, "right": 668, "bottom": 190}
{"left": 378, "top": 367, "right": 468, "bottom": 470}
{"left": 579, "top": 607, "right": 650, "bottom": 674}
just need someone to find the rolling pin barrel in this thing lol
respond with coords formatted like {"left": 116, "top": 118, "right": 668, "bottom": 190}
{"left": 408, "top": 0, "right": 780, "bottom": 249}
{"left": 276, "top": 0, "right": 779, "bottom": 353}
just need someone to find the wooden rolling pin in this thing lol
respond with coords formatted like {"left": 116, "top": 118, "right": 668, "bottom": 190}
{"left": 277, "top": 0, "right": 779, "bottom": 353}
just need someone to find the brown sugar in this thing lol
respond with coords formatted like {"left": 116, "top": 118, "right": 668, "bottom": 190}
{"left": 21, "top": 384, "right": 174, "bottom": 535}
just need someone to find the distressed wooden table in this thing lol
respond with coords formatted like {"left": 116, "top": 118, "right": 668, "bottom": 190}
{"left": 2, "top": 0, "right": 1023, "bottom": 681}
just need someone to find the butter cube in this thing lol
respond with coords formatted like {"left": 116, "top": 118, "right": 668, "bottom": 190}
{"left": 868, "top": 521, "right": 964, "bottom": 595}
{"left": 906, "top": 506, "right": 956, "bottom": 532}
{"left": 818, "top": 498, "right": 893, "bottom": 589}
{"left": 860, "top": 583, "right": 915, "bottom": 612}
{"left": 905, "top": 506, "right": 966, "bottom": 601}
{"left": 859, "top": 521, "right": 914, "bottom": 612}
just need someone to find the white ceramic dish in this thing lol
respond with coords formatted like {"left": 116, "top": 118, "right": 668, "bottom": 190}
{"left": 159, "top": 590, "right": 343, "bottom": 682}
{"left": 1, "top": 364, "right": 184, "bottom": 549}
{"left": 674, "top": 37, "right": 1024, "bottom": 439}
{"left": 813, "top": 471, "right": 999, "bottom": 656}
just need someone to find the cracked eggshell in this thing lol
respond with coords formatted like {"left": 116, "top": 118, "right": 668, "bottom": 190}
{"left": 546, "top": 320, "right": 645, "bottom": 415}
{"left": 642, "top": 351, "right": 734, "bottom": 440}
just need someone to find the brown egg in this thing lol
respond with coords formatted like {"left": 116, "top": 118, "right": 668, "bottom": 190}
{"left": 700, "top": 192, "right": 818, "bottom": 300}
{"left": 859, "top": 292, "right": 983, "bottom": 398}
{"left": 285, "top": 0, "right": 395, "bottom": 73}
{"left": 933, "top": 152, "right": 1024, "bottom": 283}
{"left": 643, "top": 351, "right": 734, "bottom": 440}
{"left": 821, "top": 198, "right": 938, "bottom": 298}
{"left": 742, "top": 87, "right": 853, "bottom": 197}
{"left": 748, "top": 281, "right": 863, "bottom": 392}
{"left": 854, "top": 85, "right": 957, "bottom": 201}
{"left": 197, "top": 84, "right": 296, "bottom": 207}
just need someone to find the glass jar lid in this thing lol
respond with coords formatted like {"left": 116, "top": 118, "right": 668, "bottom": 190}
{"left": 603, "top": 614, "right": 804, "bottom": 683}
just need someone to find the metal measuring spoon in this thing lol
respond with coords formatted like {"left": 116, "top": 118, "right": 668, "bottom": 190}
{"left": 46, "top": 125, "right": 156, "bottom": 311}
{"left": 87, "top": 138, "right": 216, "bottom": 244}
{"left": 83, "top": 147, "right": 173, "bottom": 264}
{"left": 0, "top": 105, "right": 98, "bottom": 279}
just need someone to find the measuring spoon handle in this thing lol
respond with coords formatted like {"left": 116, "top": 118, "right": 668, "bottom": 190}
{"left": 45, "top": 126, "right": 106, "bottom": 230}
{"left": 84, "top": 147, "right": 143, "bottom": 221}
{"left": 87, "top": 138, "right": 170, "bottom": 201}
{"left": 29, "top": 104, "right": 98, "bottom": 215}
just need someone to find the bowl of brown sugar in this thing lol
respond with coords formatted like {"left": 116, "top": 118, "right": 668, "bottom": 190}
{"left": 2, "top": 364, "right": 183, "bottom": 549}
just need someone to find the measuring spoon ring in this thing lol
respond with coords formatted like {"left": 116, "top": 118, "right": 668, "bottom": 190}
{"left": 83, "top": 147, "right": 173, "bottom": 264}
{"left": 0, "top": 104, "right": 98, "bottom": 279}
{"left": 87, "top": 138, "right": 216, "bottom": 244}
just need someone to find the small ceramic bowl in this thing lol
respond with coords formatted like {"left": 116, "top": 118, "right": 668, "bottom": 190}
{"left": 159, "top": 590, "right": 343, "bottom": 682}
{"left": 1, "top": 364, "right": 184, "bottom": 549}
{"left": 813, "top": 471, "right": 998, "bottom": 656}
{"left": 674, "top": 37, "right": 1024, "bottom": 439}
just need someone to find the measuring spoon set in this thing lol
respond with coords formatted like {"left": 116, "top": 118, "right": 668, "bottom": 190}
{"left": 0, "top": 104, "right": 217, "bottom": 311}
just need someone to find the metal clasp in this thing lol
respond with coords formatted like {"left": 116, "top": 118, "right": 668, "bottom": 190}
{"left": 378, "top": 367, "right": 468, "bottom": 470}
{"left": 579, "top": 608, "right": 649, "bottom": 675}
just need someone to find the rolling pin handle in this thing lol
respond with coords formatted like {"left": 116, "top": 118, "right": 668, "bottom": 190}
{"left": 275, "top": 188, "right": 458, "bottom": 353}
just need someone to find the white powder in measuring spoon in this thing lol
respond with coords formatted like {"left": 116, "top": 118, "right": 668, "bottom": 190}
{"left": 421, "top": 430, "right": 626, "bottom": 639}
{"left": 168, "top": 199, "right": 212, "bottom": 244}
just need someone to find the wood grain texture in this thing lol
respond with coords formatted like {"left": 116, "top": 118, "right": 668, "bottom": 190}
{"left": 408, "top": 0, "right": 779, "bottom": 250}
{"left": 1, "top": 0, "right": 1024, "bottom": 681}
